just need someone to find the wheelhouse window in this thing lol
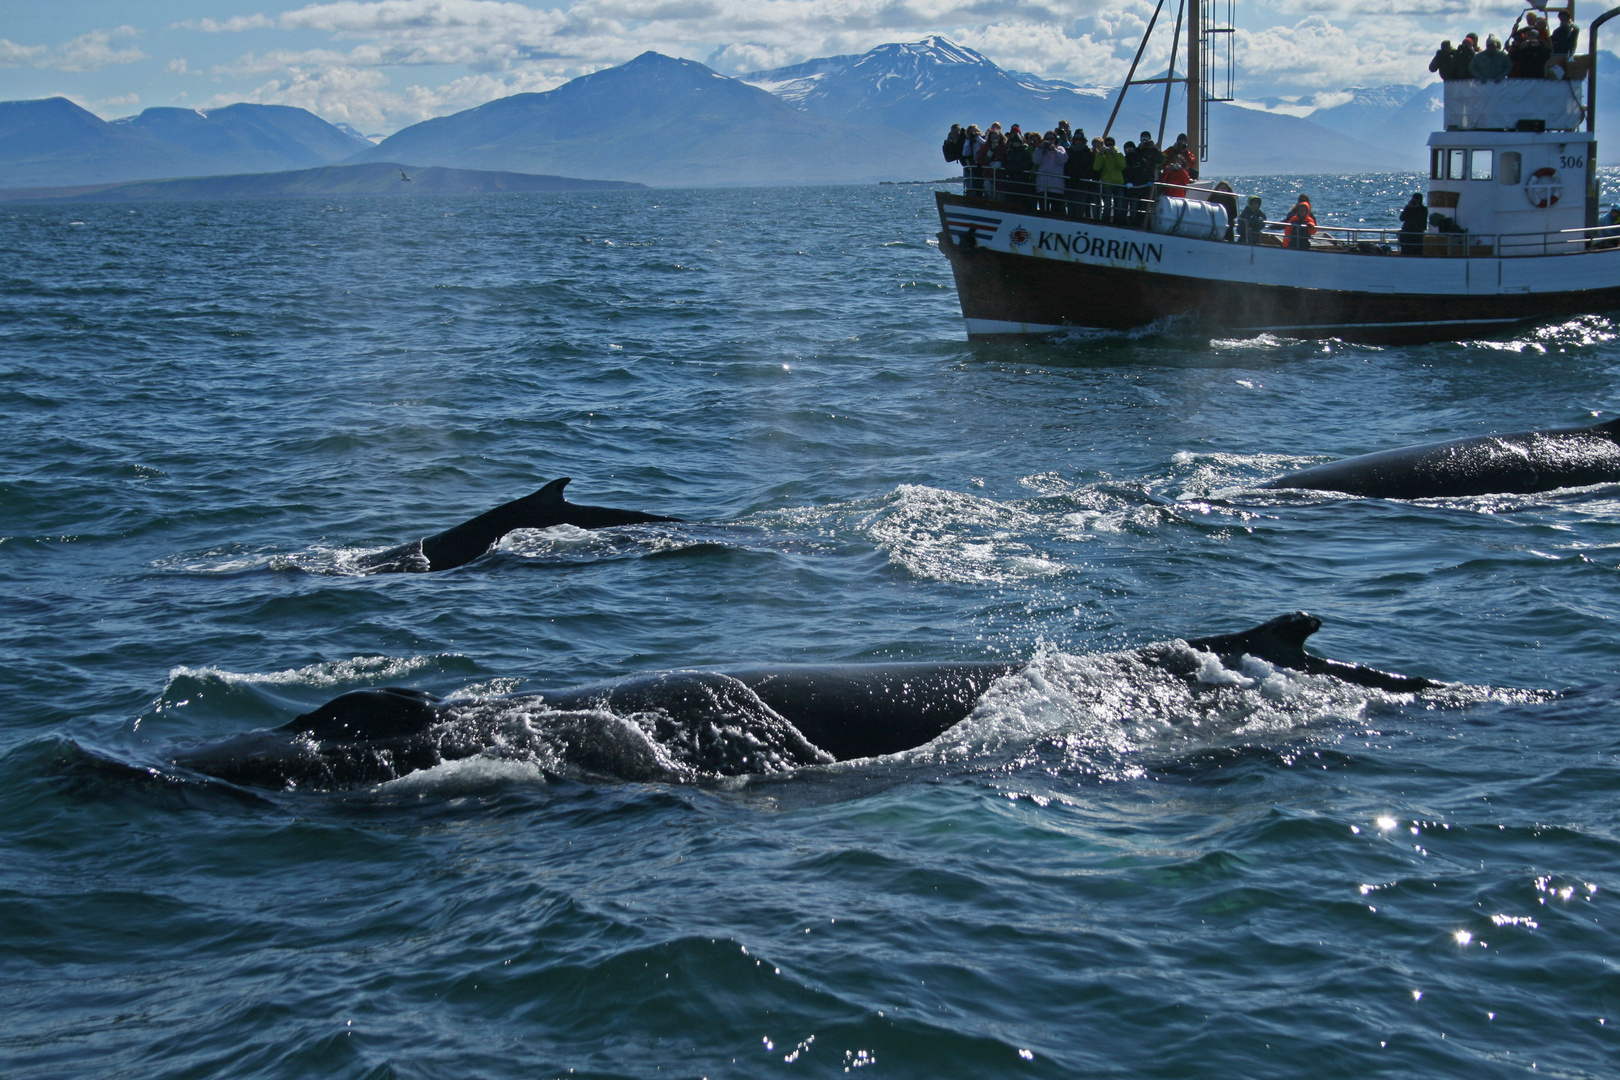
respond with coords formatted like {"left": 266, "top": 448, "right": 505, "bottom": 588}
{"left": 1499, "top": 151, "right": 1522, "bottom": 184}
{"left": 1449, "top": 149, "right": 1468, "bottom": 180}
{"left": 1431, "top": 148, "right": 1444, "bottom": 179}
{"left": 1471, "top": 149, "right": 1493, "bottom": 180}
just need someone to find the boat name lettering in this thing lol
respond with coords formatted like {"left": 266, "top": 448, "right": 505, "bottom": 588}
{"left": 1037, "top": 231, "right": 1163, "bottom": 263}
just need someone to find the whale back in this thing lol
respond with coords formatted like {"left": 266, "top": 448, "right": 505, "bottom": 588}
{"left": 727, "top": 662, "right": 1021, "bottom": 760}
{"left": 281, "top": 686, "right": 443, "bottom": 740}
{"left": 172, "top": 687, "right": 447, "bottom": 789}
{"left": 165, "top": 617, "right": 1441, "bottom": 790}
{"left": 540, "top": 662, "right": 1021, "bottom": 762}
{"left": 1264, "top": 417, "right": 1620, "bottom": 499}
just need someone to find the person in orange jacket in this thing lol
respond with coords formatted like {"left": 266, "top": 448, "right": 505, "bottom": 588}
{"left": 1284, "top": 193, "right": 1317, "bottom": 250}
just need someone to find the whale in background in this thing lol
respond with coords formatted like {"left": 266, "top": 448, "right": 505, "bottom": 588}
{"left": 356, "top": 477, "right": 679, "bottom": 572}
{"left": 168, "top": 613, "right": 1440, "bottom": 791}
{"left": 1262, "top": 417, "right": 1620, "bottom": 500}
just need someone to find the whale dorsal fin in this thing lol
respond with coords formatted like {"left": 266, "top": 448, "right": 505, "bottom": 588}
{"left": 534, "top": 477, "right": 570, "bottom": 503}
{"left": 1184, "top": 611, "right": 1321, "bottom": 666}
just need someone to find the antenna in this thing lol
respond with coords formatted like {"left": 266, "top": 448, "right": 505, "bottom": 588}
{"left": 1200, "top": 0, "right": 1236, "bottom": 163}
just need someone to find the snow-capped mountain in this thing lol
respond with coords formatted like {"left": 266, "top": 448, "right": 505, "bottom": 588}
{"left": 742, "top": 36, "right": 1123, "bottom": 136}
{"left": 352, "top": 51, "right": 943, "bottom": 186}
{"left": 1306, "top": 85, "right": 1424, "bottom": 143}
{"left": 743, "top": 36, "right": 1410, "bottom": 173}
{"left": 739, "top": 54, "right": 859, "bottom": 105}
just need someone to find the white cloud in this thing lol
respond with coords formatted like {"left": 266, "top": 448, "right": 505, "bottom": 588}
{"left": 1, "top": 27, "right": 145, "bottom": 72}
{"left": 173, "top": 15, "right": 277, "bottom": 32}
{"left": 955, "top": 20, "right": 1138, "bottom": 84}
{"left": 210, "top": 61, "right": 566, "bottom": 130}
{"left": 57, "top": 27, "right": 146, "bottom": 72}
{"left": 166, "top": 58, "right": 190, "bottom": 74}
{"left": 1235, "top": 16, "right": 1430, "bottom": 93}
{"left": 99, "top": 92, "right": 141, "bottom": 107}
{"left": 0, "top": 39, "right": 50, "bottom": 67}
{"left": 162, "top": 0, "right": 1498, "bottom": 132}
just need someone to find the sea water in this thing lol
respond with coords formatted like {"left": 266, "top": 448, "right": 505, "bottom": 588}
{"left": 2, "top": 175, "right": 1618, "bottom": 1078}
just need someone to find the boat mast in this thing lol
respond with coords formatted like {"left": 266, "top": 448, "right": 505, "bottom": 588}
{"left": 1590, "top": 3, "right": 1619, "bottom": 138}
{"left": 1105, "top": 0, "right": 1233, "bottom": 162}
{"left": 1158, "top": 0, "right": 1187, "bottom": 147}
{"left": 1187, "top": 0, "right": 1202, "bottom": 159}
{"left": 1589, "top": 4, "right": 1617, "bottom": 228}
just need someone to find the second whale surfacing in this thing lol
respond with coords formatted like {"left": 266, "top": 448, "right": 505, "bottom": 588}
{"left": 1262, "top": 417, "right": 1620, "bottom": 500}
{"left": 355, "top": 477, "right": 679, "bottom": 572}
{"left": 168, "top": 613, "right": 1440, "bottom": 791}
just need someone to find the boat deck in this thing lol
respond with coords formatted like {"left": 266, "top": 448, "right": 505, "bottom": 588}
{"left": 942, "top": 180, "right": 1617, "bottom": 258}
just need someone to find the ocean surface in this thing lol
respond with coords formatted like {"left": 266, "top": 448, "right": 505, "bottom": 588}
{"left": 3, "top": 173, "right": 1619, "bottom": 1078}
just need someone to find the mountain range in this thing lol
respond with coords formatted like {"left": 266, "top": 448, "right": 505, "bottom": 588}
{"left": 347, "top": 51, "right": 937, "bottom": 187}
{"left": 0, "top": 97, "right": 372, "bottom": 188}
{"left": 8, "top": 36, "right": 1620, "bottom": 192}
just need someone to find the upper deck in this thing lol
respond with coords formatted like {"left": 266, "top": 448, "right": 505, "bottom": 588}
{"left": 1443, "top": 76, "right": 1586, "bottom": 132}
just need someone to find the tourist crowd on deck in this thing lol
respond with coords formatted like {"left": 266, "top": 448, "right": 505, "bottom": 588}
{"left": 942, "top": 122, "right": 1221, "bottom": 224}
{"left": 1428, "top": 8, "right": 1582, "bottom": 82}
{"left": 942, "top": 121, "right": 1307, "bottom": 246}
{"left": 938, "top": 7, "right": 1593, "bottom": 255}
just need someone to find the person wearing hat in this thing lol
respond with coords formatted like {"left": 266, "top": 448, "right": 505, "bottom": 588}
{"left": 1031, "top": 131, "right": 1067, "bottom": 211}
{"left": 1237, "top": 196, "right": 1266, "bottom": 245}
{"left": 1136, "top": 130, "right": 1164, "bottom": 180}
{"left": 1451, "top": 33, "right": 1480, "bottom": 79}
{"left": 1284, "top": 193, "right": 1316, "bottom": 250}
{"left": 1065, "top": 130, "right": 1096, "bottom": 219}
{"left": 1001, "top": 130, "right": 1035, "bottom": 207}
{"left": 1550, "top": 9, "right": 1579, "bottom": 78}
{"left": 1471, "top": 35, "right": 1512, "bottom": 81}
{"left": 1399, "top": 192, "right": 1427, "bottom": 255}
{"left": 1094, "top": 136, "right": 1127, "bottom": 223}
{"left": 960, "top": 124, "right": 986, "bottom": 194}
{"left": 976, "top": 125, "right": 1007, "bottom": 196}
{"left": 1172, "top": 132, "right": 1198, "bottom": 179}
{"left": 1210, "top": 180, "right": 1238, "bottom": 240}
{"left": 1429, "top": 39, "right": 1456, "bottom": 80}
{"left": 1157, "top": 151, "right": 1191, "bottom": 198}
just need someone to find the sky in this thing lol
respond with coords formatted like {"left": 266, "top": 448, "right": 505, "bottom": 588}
{"left": 1, "top": 1, "right": 1540, "bottom": 135}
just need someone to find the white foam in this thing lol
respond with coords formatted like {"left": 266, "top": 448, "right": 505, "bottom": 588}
{"left": 165, "top": 653, "right": 446, "bottom": 690}
{"left": 903, "top": 641, "right": 1407, "bottom": 776}
{"left": 379, "top": 754, "right": 548, "bottom": 795}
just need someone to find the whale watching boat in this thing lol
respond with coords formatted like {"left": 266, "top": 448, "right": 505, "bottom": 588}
{"left": 936, "top": 1, "right": 1620, "bottom": 342}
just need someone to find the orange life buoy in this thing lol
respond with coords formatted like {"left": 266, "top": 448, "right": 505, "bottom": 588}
{"left": 1526, "top": 166, "right": 1563, "bottom": 208}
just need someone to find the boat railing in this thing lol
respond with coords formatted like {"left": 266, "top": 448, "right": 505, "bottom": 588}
{"left": 952, "top": 173, "right": 1620, "bottom": 257}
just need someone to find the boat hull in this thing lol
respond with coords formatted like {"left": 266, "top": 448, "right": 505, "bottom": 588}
{"left": 936, "top": 192, "right": 1620, "bottom": 344}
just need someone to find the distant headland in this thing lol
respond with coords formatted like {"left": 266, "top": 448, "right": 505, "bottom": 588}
{"left": 0, "top": 162, "right": 646, "bottom": 204}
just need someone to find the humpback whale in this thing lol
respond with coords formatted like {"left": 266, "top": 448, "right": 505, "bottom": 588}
{"left": 1262, "top": 417, "right": 1620, "bottom": 500}
{"left": 356, "top": 477, "right": 679, "bottom": 572}
{"left": 168, "top": 613, "right": 1439, "bottom": 791}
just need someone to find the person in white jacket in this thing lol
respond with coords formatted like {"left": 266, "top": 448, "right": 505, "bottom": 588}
{"left": 1032, "top": 132, "right": 1068, "bottom": 213}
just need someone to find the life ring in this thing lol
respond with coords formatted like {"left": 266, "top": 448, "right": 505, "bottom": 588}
{"left": 1526, "top": 167, "right": 1563, "bottom": 208}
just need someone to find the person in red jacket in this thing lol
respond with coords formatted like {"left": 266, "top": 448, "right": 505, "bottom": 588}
{"left": 1284, "top": 193, "right": 1317, "bottom": 250}
{"left": 1172, "top": 133, "right": 1199, "bottom": 179}
{"left": 1157, "top": 153, "right": 1191, "bottom": 198}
